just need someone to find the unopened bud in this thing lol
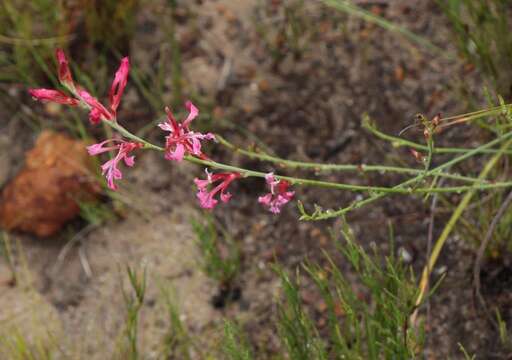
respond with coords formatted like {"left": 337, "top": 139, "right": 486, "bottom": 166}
{"left": 410, "top": 149, "right": 425, "bottom": 163}
{"left": 432, "top": 113, "right": 441, "bottom": 128}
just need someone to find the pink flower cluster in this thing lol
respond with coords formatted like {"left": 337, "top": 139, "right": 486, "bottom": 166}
{"left": 86, "top": 140, "right": 143, "bottom": 190}
{"left": 194, "top": 170, "right": 241, "bottom": 209}
{"left": 158, "top": 103, "right": 215, "bottom": 161}
{"left": 29, "top": 49, "right": 129, "bottom": 125}
{"left": 28, "top": 49, "right": 295, "bottom": 214}
{"left": 258, "top": 173, "right": 295, "bottom": 214}
{"left": 29, "top": 49, "right": 141, "bottom": 190}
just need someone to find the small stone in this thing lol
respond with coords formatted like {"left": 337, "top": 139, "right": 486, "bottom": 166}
{"left": 316, "top": 300, "right": 328, "bottom": 313}
{"left": 44, "top": 102, "right": 62, "bottom": 116}
{"left": 333, "top": 302, "right": 345, "bottom": 317}
{"left": 257, "top": 79, "right": 270, "bottom": 92}
{"left": 398, "top": 246, "right": 413, "bottom": 264}
{"left": 434, "top": 265, "right": 448, "bottom": 276}
{"left": 0, "top": 131, "right": 100, "bottom": 237}
{"left": 394, "top": 65, "right": 405, "bottom": 82}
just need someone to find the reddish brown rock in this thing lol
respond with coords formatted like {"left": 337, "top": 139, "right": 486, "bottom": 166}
{"left": 0, "top": 131, "right": 100, "bottom": 237}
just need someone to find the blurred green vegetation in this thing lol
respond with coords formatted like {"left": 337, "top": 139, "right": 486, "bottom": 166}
{"left": 439, "top": 0, "right": 512, "bottom": 99}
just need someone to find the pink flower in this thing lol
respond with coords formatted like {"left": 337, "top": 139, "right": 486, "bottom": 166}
{"left": 158, "top": 102, "right": 215, "bottom": 161}
{"left": 109, "top": 57, "right": 130, "bottom": 115}
{"left": 56, "top": 49, "right": 74, "bottom": 88}
{"left": 28, "top": 49, "right": 130, "bottom": 125}
{"left": 75, "top": 57, "right": 129, "bottom": 124}
{"left": 87, "top": 139, "right": 143, "bottom": 190}
{"left": 194, "top": 170, "right": 241, "bottom": 209}
{"left": 258, "top": 173, "right": 295, "bottom": 214}
{"left": 28, "top": 89, "right": 79, "bottom": 106}
{"left": 76, "top": 88, "right": 114, "bottom": 124}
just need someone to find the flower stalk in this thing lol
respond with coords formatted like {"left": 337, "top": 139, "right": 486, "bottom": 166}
{"left": 28, "top": 49, "right": 512, "bottom": 215}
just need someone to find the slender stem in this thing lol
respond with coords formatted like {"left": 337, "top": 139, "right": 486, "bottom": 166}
{"left": 420, "top": 126, "right": 435, "bottom": 196}
{"left": 104, "top": 120, "right": 512, "bottom": 195}
{"left": 396, "top": 104, "right": 512, "bottom": 134}
{"left": 305, "top": 129, "right": 512, "bottom": 220}
{"left": 74, "top": 85, "right": 512, "bottom": 191}
{"left": 363, "top": 105, "right": 512, "bottom": 155}
{"left": 216, "top": 136, "right": 484, "bottom": 184}
{"left": 108, "top": 120, "right": 163, "bottom": 151}
{"left": 438, "top": 104, "right": 512, "bottom": 123}
{"left": 424, "top": 132, "right": 434, "bottom": 171}
{"left": 365, "top": 120, "right": 512, "bottom": 155}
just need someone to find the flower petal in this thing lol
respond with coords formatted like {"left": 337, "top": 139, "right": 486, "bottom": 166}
{"left": 183, "top": 101, "right": 199, "bottom": 128}
{"left": 220, "top": 191, "right": 232, "bottom": 203}
{"left": 90, "top": 140, "right": 141, "bottom": 190}
{"left": 56, "top": 49, "right": 74, "bottom": 87}
{"left": 124, "top": 155, "right": 135, "bottom": 167}
{"left": 194, "top": 178, "right": 210, "bottom": 190}
{"left": 193, "top": 170, "right": 239, "bottom": 209}
{"left": 101, "top": 159, "right": 122, "bottom": 190}
{"left": 196, "top": 190, "right": 217, "bottom": 209}
{"left": 189, "top": 136, "right": 203, "bottom": 155}
{"left": 86, "top": 139, "right": 117, "bottom": 155}
{"left": 259, "top": 173, "right": 294, "bottom": 214}
{"left": 165, "top": 143, "right": 186, "bottom": 162}
{"left": 258, "top": 194, "right": 272, "bottom": 206}
{"left": 158, "top": 122, "right": 174, "bottom": 132}
{"left": 89, "top": 108, "right": 103, "bottom": 125}
{"left": 77, "top": 88, "right": 113, "bottom": 122}
{"left": 264, "top": 172, "right": 279, "bottom": 194}
{"left": 28, "top": 88, "right": 78, "bottom": 106}
{"left": 160, "top": 104, "right": 215, "bottom": 162}
{"left": 109, "top": 57, "right": 130, "bottom": 113}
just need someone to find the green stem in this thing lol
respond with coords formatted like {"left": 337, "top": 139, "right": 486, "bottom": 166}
{"left": 216, "top": 135, "right": 483, "bottom": 184}
{"left": 436, "top": 103, "right": 511, "bottom": 123}
{"left": 105, "top": 120, "right": 512, "bottom": 195}
{"left": 304, "top": 129, "right": 512, "bottom": 220}
{"left": 366, "top": 121, "right": 512, "bottom": 155}
{"left": 363, "top": 105, "right": 512, "bottom": 155}
{"left": 109, "top": 120, "right": 163, "bottom": 151}
{"left": 424, "top": 133, "right": 434, "bottom": 171}
{"left": 60, "top": 59, "right": 512, "bottom": 218}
